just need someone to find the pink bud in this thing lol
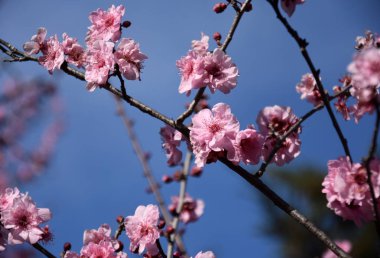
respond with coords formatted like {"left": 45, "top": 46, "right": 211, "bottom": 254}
{"left": 213, "top": 3, "right": 227, "bottom": 13}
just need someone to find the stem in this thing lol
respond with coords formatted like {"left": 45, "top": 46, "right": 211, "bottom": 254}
{"left": 32, "top": 243, "right": 57, "bottom": 258}
{"left": 167, "top": 151, "right": 192, "bottom": 258}
{"left": 363, "top": 102, "right": 380, "bottom": 238}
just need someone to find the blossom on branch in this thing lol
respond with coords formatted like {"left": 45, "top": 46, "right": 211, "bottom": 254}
{"left": 86, "top": 5, "right": 125, "bottom": 44}
{"left": 322, "top": 157, "right": 380, "bottom": 226}
{"left": 194, "top": 250, "right": 216, "bottom": 258}
{"left": 160, "top": 125, "right": 183, "bottom": 166}
{"left": 114, "top": 38, "right": 148, "bottom": 80}
{"left": 295, "top": 73, "right": 322, "bottom": 106}
{"left": 169, "top": 194, "right": 205, "bottom": 224}
{"left": 62, "top": 33, "right": 86, "bottom": 68}
{"left": 190, "top": 103, "right": 240, "bottom": 168}
{"left": 23, "top": 27, "right": 47, "bottom": 55}
{"left": 124, "top": 204, "right": 160, "bottom": 254}
{"left": 85, "top": 40, "right": 115, "bottom": 91}
{"left": 0, "top": 188, "right": 52, "bottom": 245}
{"left": 177, "top": 34, "right": 238, "bottom": 95}
{"left": 38, "top": 35, "right": 64, "bottom": 74}
{"left": 236, "top": 125, "right": 264, "bottom": 165}
{"left": 257, "top": 105, "right": 301, "bottom": 166}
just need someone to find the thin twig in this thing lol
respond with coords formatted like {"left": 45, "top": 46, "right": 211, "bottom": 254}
{"left": 175, "top": 0, "right": 251, "bottom": 124}
{"left": 156, "top": 239, "right": 167, "bottom": 258}
{"left": 266, "top": 0, "right": 352, "bottom": 161}
{"left": 363, "top": 102, "right": 380, "bottom": 238}
{"left": 255, "top": 86, "right": 352, "bottom": 177}
{"left": 32, "top": 243, "right": 57, "bottom": 258}
{"left": 114, "top": 97, "right": 188, "bottom": 256}
{"left": 167, "top": 151, "right": 192, "bottom": 258}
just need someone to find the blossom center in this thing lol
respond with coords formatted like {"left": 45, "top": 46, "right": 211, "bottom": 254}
{"left": 208, "top": 123, "right": 222, "bottom": 134}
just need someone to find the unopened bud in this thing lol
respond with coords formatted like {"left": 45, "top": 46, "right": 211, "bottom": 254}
{"left": 244, "top": 3, "right": 253, "bottom": 12}
{"left": 162, "top": 174, "right": 173, "bottom": 183}
{"left": 116, "top": 215, "right": 124, "bottom": 224}
{"left": 122, "top": 21, "right": 132, "bottom": 28}
{"left": 173, "top": 251, "right": 182, "bottom": 258}
{"left": 190, "top": 166, "right": 203, "bottom": 177}
{"left": 63, "top": 242, "right": 72, "bottom": 252}
{"left": 213, "top": 32, "right": 222, "bottom": 42}
{"left": 158, "top": 219, "right": 166, "bottom": 229}
{"left": 213, "top": 3, "right": 227, "bottom": 14}
{"left": 166, "top": 225, "right": 175, "bottom": 235}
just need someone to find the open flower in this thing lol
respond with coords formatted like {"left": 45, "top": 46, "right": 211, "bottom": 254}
{"left": 124, "top": 204, "right": 160, "bottom": 254}
{"left": 190, "top": 103, "right": 240, "bottom": 167}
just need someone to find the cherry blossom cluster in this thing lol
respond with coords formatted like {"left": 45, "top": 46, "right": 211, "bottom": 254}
{"left": 0, "top": 187, "right": 52, "bottom": 251}
{"left": 188, "top": 103, "right": 300, "bottom": 168}
{"left": 322, "top": 156, "right": 380, "bottom": 226}
{"left": 64, "top": 224, "right": 127, "bottom": 258}
{"left": 23, "top": 5, "right": 147, "bottom": 92}
{"left": 332, "top": 31, "right": 380, "bottom": 122}
{"left": 176, "top": 34, "right": 238, "bottom": 96}
{"left": 0, "top": 79, "right": 63, "bottom": 188}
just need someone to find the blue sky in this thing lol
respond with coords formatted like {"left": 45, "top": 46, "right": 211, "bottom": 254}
{"left": 0, "top": 1, "right": 379, "bottom": 257}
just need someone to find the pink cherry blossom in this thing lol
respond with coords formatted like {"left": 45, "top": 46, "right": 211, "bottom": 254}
{"left": 322, "top": 157, "right": 380, "bottom": 226}
{"left": 1, "top": 194, "right": 51, "bottom": 244}
{"left": 257, "top": 105, "right": 301, "bottom": 166}
{"left": 62, "top": 33, "right": 86, "bottom": 68}
{"left": 194, "top": 251, "right": 216, "bottom": 258}
{"left": 295, "top": 73, "right": 322, "bottom": 106}
{"left": 281, "top": 0, "right": 305, "bottom": 17}
{"left": 177, "top": 51, "right": 206, "bottom": 95}
{"left": 322, "top": 240, "right": 352, "bottom": 258}
{"left": 114, "top": 38, "right": 148, "bottom": 80}
{"left": 348, "top": 47, "right": 380, "bottom": 89}
{"left": 80, "top": 241, "right": 127, "bottom": 258}
{"left": 85, "top": 40, "right": 115, "bottom": 91}
{"left": 160, "top": 125, "right": 183, "bottom": 166}
{"left": 191, "top": 33, "right": 209, "bottom": 56}
{"left": 86, "top": 5, "right": 125, "bottom": 44}
{"left": 83, "top": 224, "right": 113, "bottom": 246}
{"left": 38, "top": 35, "right": 64, "bottom": 74}
{"left": 190, "top": 103, "right": 240, "bottom": 168}
{"left": 203, "top": 48, "right": 238, "bottom": 94}
{"left": 124, "top": 204, "right": 160, "bottom": 254}
{"left": 236, "top": 125, "right": 264, "bottom": 165}
{"left": 169, "top": 194, "right": 205, "bottom": 224}
{"left": 0, "top": 187, "right": 20, "bottom": 211}
{"left": 23, "top": 27, "right": 47, "bottom": 55}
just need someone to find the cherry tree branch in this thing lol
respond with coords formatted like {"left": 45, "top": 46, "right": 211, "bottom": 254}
{"left": 32, "top": 243, "right": 56, "bottom": 258}
{"left": 114, "top": 97, "right": 188, "bottom": 256}
{"left": 175, "top": 0, "right": 251, "bottom": 124}
{"left": 363, "top": 101, "right": 380, "bottom": 238}
{"left": 255, "top": 86, "right": 352, "bottom": 177}
{"left": 167, "top": 151, "right": 192, "bottom": 258}
{"left": 0, "top": 38, "right": 351, "bottom": 257}
{"left": 266, "top": 0, "right": 352, "bottom": 162}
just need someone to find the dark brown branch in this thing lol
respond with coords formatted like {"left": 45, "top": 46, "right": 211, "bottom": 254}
{"left": 32, "top": 243, "right": 56, "bottom": 258}
{"left": 266, "top": 0, "right": 352, "bottom": 162}
{"left": 363, "top": 102, "right": 380, "bottom": 238}
{"left": 255, "top": 86, "right": 352, "bottom": 177}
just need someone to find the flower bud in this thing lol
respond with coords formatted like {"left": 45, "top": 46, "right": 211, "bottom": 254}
{"left": 213, "top": 3, "right": 227, "bottom": 13}
{"left": 162, "top": 174, "right": 173, "bottom": 183}
{"left": 122, "top": 20, "right": 132, "bottom": 28}
{"left": 213, "top": 32, "right": 222, "bottom": 42}
{"left": 244, "top": 3, "right": 253, "bottom": 12}
{"left": 116, "top": 215, "right": 124, "bottom": 224}
{"left": 63, "top": 242, "right": 72, "bottom": 252}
